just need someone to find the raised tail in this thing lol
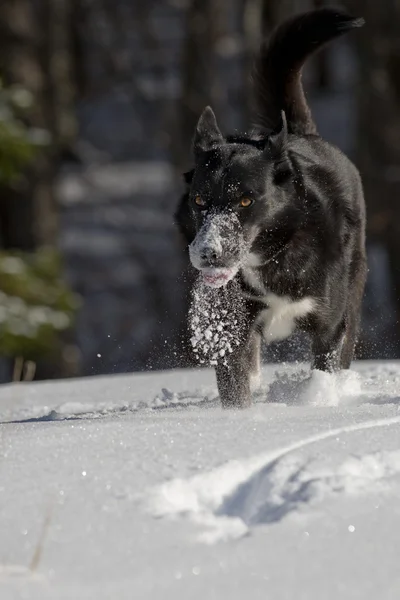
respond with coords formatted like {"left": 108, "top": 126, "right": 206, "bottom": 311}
{"left": 252, "top": 7, "right": 364, "bottom": 135}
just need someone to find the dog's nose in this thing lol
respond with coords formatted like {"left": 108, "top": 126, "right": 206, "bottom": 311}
{"left": 200, "top": 246, "right": 221, "bottom": 264}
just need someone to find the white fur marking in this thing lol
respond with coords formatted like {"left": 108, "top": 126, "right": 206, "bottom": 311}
{"left": 240, "top": 254, "right": 265, "bottom": 293}
{"left": 244, "top": 252, "right": 264, "bottom": 268}
{"left": 258, "top": 293, "right": 315, "bottom": 342}
{"left": 241, "top": 268, "right": 263, "bottom": 293}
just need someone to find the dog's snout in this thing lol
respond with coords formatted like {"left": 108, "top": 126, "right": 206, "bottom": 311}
{"left": 189, "top": 212, "right": 244, "bottom": 271}
{"left": 200, "top": 246, "right": 221, "bottom": 264}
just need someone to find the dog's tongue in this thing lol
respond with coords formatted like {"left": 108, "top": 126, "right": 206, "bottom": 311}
{"left": 201, "top": 268, "right": 236, "bottom": 288}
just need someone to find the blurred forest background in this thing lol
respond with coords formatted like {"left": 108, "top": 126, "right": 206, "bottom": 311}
{"left": 0, "top": 0, "right": 399, "bottom": 382}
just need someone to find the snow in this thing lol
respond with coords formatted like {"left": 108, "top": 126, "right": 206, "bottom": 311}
{"left": 189, "top": 279, "right": 245, "bottom": 366}
{"left": 1, "top": 361, "right": 400, "bottom": 599}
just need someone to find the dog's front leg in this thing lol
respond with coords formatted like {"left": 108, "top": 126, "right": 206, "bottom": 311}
{"left": 215, "top": 329, "right": 259, "bottom": 408}
{"left": 311, "top": 322, "right": 346, "bottom": 372}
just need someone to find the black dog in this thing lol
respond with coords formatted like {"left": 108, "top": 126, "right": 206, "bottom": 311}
{"left": 175, "top": 8, "right": 367, "bottom": 408}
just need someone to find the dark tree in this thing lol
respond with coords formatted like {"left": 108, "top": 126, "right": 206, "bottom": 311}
{"left": 0, "top": 0, "right": 79, "bottom": 379}
{"left": 347, "top": 0, "right": 400, "bottom": 353}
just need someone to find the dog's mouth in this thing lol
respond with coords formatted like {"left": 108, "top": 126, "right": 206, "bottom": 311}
{"left": 201, "top": 267, "right": 238, "bottom": 288}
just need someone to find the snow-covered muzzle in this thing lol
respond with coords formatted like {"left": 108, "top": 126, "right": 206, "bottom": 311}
{"left": 189, "top": 211, "right": 246, "bottom": 288}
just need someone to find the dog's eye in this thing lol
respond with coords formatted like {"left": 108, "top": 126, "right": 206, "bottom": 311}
{"left": 194, "top": 195, "right": 207, "bottom": 207}
{"left": 240, "top": 197, "right": 253, "bottom": 208}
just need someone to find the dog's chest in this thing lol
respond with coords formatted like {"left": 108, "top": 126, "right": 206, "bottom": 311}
{"left": 241, "top": 265, "right": 315, "bottom": 342}
{"left": 258, "top": 292, "right": 315, "bottom": 341}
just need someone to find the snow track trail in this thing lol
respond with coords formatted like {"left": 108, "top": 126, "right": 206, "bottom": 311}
{"left": 151, "top": 415, "right": 400, "bottom": 542}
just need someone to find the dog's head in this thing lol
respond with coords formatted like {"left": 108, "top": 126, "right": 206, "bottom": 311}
{"left": 184, "top": 106, "right": 298, "bottom": 288}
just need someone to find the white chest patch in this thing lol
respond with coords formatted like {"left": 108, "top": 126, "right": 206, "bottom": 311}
{"left": 258, "top": 293, "right": 316, "bottom": 342}
{"left": 241, "top": 267, "right": 263, "bottom": 293}
{"left": 241, "top": 254, "right": 265, "bottom": 293}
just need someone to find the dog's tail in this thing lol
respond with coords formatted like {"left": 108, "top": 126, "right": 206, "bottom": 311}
{"left": 252, "top": 8, "right": 364, "bottom": 135}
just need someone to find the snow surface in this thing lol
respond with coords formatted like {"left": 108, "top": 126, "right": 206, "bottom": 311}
{"left": 1, "top": 361, "right": 400, "bottom": 599}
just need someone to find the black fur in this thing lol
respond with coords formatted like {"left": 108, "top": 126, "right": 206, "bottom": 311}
{"left": 252, "top": 7, "right": 364, "bottom": 134}
{"left": 174, "top": 8, "right": 367, "bottom": 408}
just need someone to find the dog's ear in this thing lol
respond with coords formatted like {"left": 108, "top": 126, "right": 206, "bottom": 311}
{"left": 267, "top": 112, "right": 291, "bottom": 183}
{"left": 193, "top": 106, "right": 224, "bottom": 158}
{"left": 268, "top": 111, "right": 288, "bottom": 156}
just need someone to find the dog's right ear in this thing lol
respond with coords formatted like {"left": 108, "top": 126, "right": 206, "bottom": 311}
{"left": 267, "top": 112, "right": 292, "bottom": 184}
{"left": 268, "top": 111, "right": 288, "bottom": 157}
{"left": 193, "top": 106, "right": 224, "bottom": 159}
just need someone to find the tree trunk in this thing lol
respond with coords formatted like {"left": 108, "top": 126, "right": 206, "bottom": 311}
{"left": 176, "top": 0, "right": 224, "bottom": 172}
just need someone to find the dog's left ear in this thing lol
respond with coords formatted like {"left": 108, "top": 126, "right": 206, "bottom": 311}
{"left": 268, "top": 111, "right": 288, "bottom": 156}
{"left": 193, "top": 106, "right": 224, "bottom": 159}
{"left": 267, "top": 112, "right": 291, "bottom": 182}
